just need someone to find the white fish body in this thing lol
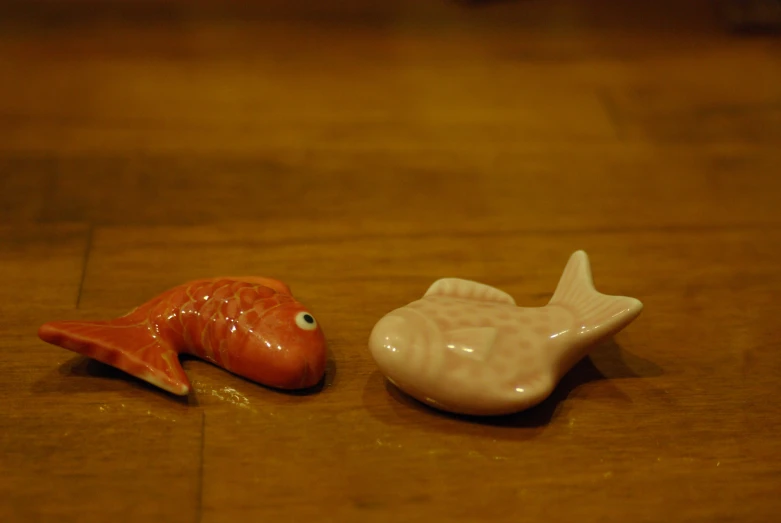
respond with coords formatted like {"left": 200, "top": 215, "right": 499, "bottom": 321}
{"left": 368, "top": 251, "right": 643, "bottom": 416}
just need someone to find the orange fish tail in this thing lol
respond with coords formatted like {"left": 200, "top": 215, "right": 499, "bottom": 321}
{"left": 38, "top": 318, "right": 191, "bottom": 396}
{"left": 548, "top": 250, "right": 643, "bottom": 346}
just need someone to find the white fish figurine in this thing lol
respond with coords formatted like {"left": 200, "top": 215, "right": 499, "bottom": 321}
{"left": 368, "top": 251, "right": 643, "bottom": 416}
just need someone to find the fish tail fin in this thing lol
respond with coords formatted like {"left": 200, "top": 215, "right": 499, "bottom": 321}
{"left": 548, "top": 250, "right": 643, "bottom": 346}
{"left": 38, "top": 317, "right": 190, "bottom": 395}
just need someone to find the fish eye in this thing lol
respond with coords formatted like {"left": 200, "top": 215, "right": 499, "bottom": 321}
{"left": 295, "top": 311, "right": 318, "bottom": 331}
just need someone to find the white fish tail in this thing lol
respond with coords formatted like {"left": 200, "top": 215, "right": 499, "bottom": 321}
{"left": 548, "top": 251, "right": 643, "bottom": 347}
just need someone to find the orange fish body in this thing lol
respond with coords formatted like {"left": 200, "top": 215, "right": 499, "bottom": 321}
{"left": 38, "top": 277, "right": 327, "bottom": 395}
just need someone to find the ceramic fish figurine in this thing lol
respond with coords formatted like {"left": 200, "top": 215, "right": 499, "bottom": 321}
{"left": 39, "top": 277, "right": 327, "bottom": 395}
{"left": 368, "top": 251, "right": 643, "bottom": 416}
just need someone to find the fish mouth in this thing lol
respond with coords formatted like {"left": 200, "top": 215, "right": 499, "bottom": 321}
{"left": 298, "top": 361, "right": 312, "bottom": 388}
{"left": 297, "top": 356, "right": 325, "bottom": 389}
{"left": 296, "top": 343, "right": 328, "bottom": 389}
{"left": 368, "top": 312, "right": 413, "bottom": 355}
{"left": 368, "top": 308, "right": 442, "bottom": 385}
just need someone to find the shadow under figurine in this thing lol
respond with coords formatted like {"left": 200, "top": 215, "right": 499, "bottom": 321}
{"left": 368, "top": 251, "right": 643, "bottom": 416}
{"left": 39, "top": 277, "right": 327, "bottom": 395}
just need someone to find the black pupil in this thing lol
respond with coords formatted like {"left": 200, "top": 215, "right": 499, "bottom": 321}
{"left": 303, "top": 314, "right": 314, "bottom": 324}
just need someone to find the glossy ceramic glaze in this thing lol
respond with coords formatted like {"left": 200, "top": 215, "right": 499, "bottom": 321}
{"left": 39, "top": 277, "right": 327, "bottom": 395}
{"left": 369, "top": 251, "right": 643, "bottom": 416}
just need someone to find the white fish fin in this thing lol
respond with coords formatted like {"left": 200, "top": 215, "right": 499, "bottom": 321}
{"left": 445, "top": 327, "right": 498, "bottom": 361}
{"left": 425, "top": 278, "right": 516, "bottom": 305}
{"left": 548, "top": 251, "right": 643, "bottom": 344}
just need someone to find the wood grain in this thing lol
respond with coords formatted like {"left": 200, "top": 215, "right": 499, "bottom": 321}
{"left": 1, "top": 1, "right": 780, "bottom": 522}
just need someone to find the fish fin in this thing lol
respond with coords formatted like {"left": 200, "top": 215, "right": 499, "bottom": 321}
{"left": 446, "top": 327, "right": 498, "bottom": 361}
{"left": 425, "top": 278, "right": 516, "bottom": 305}
{"left": 548, "top": 251, "right": 643, "bottom": 345}
{"left": 38, "top": 319, "right": 191, "bottom": 395}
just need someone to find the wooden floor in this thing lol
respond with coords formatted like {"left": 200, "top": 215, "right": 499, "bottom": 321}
{"left": 1, "top": 1, "right": 780, "bottom": 521}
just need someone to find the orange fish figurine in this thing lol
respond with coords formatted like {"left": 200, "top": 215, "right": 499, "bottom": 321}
{"left": 369, "top": 251, "right": 643, "bottom": 416}
{"left": 39, "top": 277, "right": 327, "bottom": 395}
